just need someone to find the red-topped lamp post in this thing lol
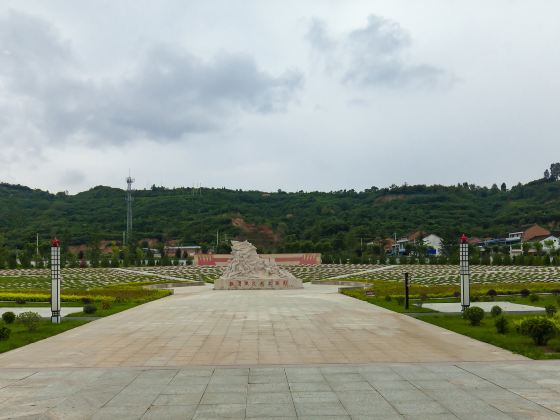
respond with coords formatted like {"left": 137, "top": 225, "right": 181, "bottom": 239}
{"left": 51, "top": 238, "right": 61, "bottom": 324}
{"left": 460, "top": 234, "right": 470, "bottom": 310}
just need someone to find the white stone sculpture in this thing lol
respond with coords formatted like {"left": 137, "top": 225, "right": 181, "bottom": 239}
{"left": 214, "top": 240, "right": 303, "bottom": 290}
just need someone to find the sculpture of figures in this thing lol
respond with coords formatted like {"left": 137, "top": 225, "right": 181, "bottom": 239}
{"left": 214, "top": 240, "right": 302, "bottom": 289}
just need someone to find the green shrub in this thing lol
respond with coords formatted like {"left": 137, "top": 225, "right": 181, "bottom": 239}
{"left": 83, "top": 304, "right": 97, "bottom": 314}
{"left": 101, "top": 301, "right": 112, "bottom": 310}
{"left": 0, "top": 326, "right": 10, "bottom": 341}
{"left": 520, "top": 289, "right": 531, "bottom": 297}
{"left": 15, "top": 298, "right": 26, "bottom": 304}
{"left": 486, "top": 289, "right": 497, "bottom": 297}
{"left": 2, "top": 311, "right": 16, "bottom": 324}
{"left": 464, "top": 306, "right": 485, "bottom": 326}
{"left": 529, "top": 294, "right": 540, "bottom": 303}
{"left": 490, "top": 305, "right": 502, "bottom": 317}
{"left": 396, "top": 296, "right": 404, "bottom": 305}
{"left": 384, "top": 295, "right": 392, "bottom": 302}
{"left": 495, "top": 316, "right": 509, "bottom": 334}
{"left": 81, "top": 297, "right": 93, "bottom": 304}
{"left": 17, "top": 311, "right": 41, "bottom": 332}
{"left": 545, "top": 305, "right": 557, "bottom": 317}
{"left": 519, "top": 317, "right": 555, "bottom": 345}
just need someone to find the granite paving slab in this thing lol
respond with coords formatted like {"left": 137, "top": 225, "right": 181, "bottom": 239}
{"left": 0, "top": 363, "right": 556, "bottom": 418}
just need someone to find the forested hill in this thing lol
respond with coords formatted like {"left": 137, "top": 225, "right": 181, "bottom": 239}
{"left": 1, "top": 178, "right": 560, "bottom": 253}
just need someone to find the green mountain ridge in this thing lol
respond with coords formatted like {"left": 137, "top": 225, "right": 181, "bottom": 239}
{"left": 1, "top": 178, "right": 559, "bottom": 255}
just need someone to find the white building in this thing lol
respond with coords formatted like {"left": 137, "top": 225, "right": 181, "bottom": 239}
{"left": 423, "top": 234, "right": 443, "bottom": 256}
{"left": 538, "top": 235, "right": 559, "bottom": 252}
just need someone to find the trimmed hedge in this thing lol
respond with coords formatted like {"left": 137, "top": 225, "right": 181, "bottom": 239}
{"left": 0, "top": 292, "right": 115, "bottom": 303}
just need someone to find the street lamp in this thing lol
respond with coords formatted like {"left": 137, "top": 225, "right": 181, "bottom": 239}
{"left": 460, "top": 234, "right": 470, "bottom": 310}
{"left": 51, "top": 238, "right": 61, "bottom": 324}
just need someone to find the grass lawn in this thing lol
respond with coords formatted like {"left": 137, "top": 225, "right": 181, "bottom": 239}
{"left": 342, "top": 279, "right": 560, "bottom": 299}
{"left": 65, "top": 301, "right": 147, "bottom": 317}
{"left": 418, "top": 313, "right": 560, "bottom": 359}
{"left": 341, "top": 289, "right": 435, "bottom": 313}
{"left": 494, "top": 294, "right": 560, "bottom": 308}
{"left": 0, "top": 320, "right": 88, "bottom": 354}
{"left": 342, "top": 284, "right": 560, "bottom": 359}
{"left": 0, "top": 285, "right": 173, "bottom": 318}
{"left": 0, "top": 284, "right": 174, "bottom": 354}
{"left": 368, "top": 297, "right": 435, "bottom": 313}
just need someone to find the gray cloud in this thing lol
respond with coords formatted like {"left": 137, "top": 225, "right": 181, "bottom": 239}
{"left": 307, "top": 15, "right": 445, "bottom": 88}
{"left": 0, "top": 11, "right": 303, "bottom": 146}
{"left": 59, "top": 169, "right": 86, "bottom": 186}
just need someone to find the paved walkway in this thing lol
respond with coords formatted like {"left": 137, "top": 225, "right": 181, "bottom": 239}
{"left": 2, "top": 284, "right": 556, "bottom": 419}
{"left": 2, "top": 362, "right": 560, "bottom": 419}
{"left": 0, "top": 284, "right": 523, "bottom": 368}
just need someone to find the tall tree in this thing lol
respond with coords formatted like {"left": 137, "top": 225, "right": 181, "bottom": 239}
{"left": 550, "top": 162, "right": 560, "bottom": 181}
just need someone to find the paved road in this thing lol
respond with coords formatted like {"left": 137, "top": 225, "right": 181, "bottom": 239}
{"left": 0, "top": 284, "right": 523, "bottom": 368}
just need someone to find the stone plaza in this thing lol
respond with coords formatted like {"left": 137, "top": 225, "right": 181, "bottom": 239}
{"left": 1, "top": 284, "right": 560, "bottom": 418}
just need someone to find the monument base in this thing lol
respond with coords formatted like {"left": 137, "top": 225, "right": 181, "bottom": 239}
{"left": 214, "top": 277, "right": 303, "bottom": 290}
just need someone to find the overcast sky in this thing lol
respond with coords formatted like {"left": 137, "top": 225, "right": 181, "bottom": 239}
{"left": 1, "top": 1, "right": 559, "bottom": 193}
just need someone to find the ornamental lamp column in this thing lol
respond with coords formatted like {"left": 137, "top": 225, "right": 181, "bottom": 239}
{"left": 51, "top": 238, "right": 61, "bottom": 324}
{"left": 459, "top": 234, "right": 470, "bottom": 310}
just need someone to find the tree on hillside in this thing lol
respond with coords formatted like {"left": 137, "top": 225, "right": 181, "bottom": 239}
{"left": 551, "top": 162, "right": 560, "bottom": 181}
{"left": 500, "top": 182, "right": 507, "bottom": 192}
